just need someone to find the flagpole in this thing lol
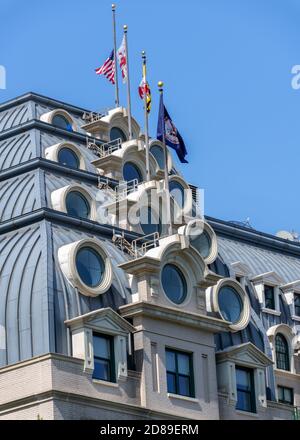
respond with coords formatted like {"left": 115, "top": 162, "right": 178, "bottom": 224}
{"left": 112, "top": 4, "right": 120, "bottom": 107}
{"left": 158, "top": 81, "right": 173, "bottom": 236}
{"left": 142, "top": 51, "right": 151, "bottom": 181}
{"left": 123, "top": 25, "right": 133, "bottom": 140}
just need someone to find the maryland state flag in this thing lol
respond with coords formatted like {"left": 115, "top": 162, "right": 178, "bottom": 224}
{"left": 138, "top": 63, "right": 151, "bottom": 113}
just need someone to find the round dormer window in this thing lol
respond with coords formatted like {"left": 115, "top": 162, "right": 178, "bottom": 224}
{"left": 53, "top": 115, "right": 73, "bottom": 132}
{"left": 58, "top": 147, "right": 80, "bottom": 169}
{"left": 161, "top": 264, "right": 187, "bottom": 304}
{"left": 75, "top": 247, "right": 105, "bottom": 288}
{"left": 66, "top": 191, "right": 90, "bottom": 219}
{"left": 207, "top": 278, "right": 251, "bottom": 331}
{"left": 110, "top": 127, "right": 127, "bottom": 143}
{"left": 218, "top": 286, "right": 243, "bottom": 324}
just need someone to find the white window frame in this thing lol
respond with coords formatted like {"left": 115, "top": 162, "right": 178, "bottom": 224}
{"left": 65, "top": 307, "right": 135, "bottom": 382}
{"left": 251, "top": 271, "right": 283, "bottom": 316}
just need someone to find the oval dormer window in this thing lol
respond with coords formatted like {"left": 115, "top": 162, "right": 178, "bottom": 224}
{"left": 218, "top": 285, "right": 243, "bottom": 324}
{"left": 75, "top": 247, "right": 105, "bottom": 288}
{"left": 161, "top": 264, "right": 187, "bottom": 305}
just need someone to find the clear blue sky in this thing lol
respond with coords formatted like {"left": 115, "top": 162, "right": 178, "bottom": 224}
{"left": 1, "top": 0, "right": 300, "bottom": 235}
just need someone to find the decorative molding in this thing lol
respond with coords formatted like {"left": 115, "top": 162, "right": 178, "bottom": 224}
{"left": 58, "top": 238, "right": 113, "bottom": 297}
{"left": 119, "top": 301, "right": 230, "bottom": 333}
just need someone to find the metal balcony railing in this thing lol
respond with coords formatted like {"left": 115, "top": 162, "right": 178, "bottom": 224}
{"left": 115, "top": 179, "right": 139, "bottom": 202}
{"left": 86, "top": 137, "right": 122, "bottom": 158}
{"left": 131, "top": 232, "right": 160, "bottom": 258}
{"left": 112, "top": 231, "right": 160, "bottom": 258}
{"left": 82, "top": 110, "right": 109, "bottom": 123}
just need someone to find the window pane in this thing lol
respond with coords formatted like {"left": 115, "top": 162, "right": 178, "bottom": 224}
{"left": 169, "top": 180, "right": 185, "bottom": 209}
{"left": 166, "top": 350, "right": 176, "bottom": 372}
{"left": 275, "top": 334, "right": 290, "bottom": 371}
{"left": 278, "top": 386, "right": 284, "bottom": 401}
{"left": 93, "top": 358, "right": 110, "bottom": 381}
{"left": 93, "top": 335, "right": 110, "bottom": 359}
{"left": 123, "top": 162, "right": 142, "bottom": 183}
{"left": 53, "top": 115, "right": 73, "bottom": 132}
{"left": 236, "top": 390, "right": 252, "bottom": 412}
{"left": 110, "top": 127, "right": 127, "bottom": 142}
{"left": 218, "top": 286, "right": 243, "bottom": 323}
{"left": 190, "top": 230, "right": 212, "bottom": 259}
{"left": 284, "top": 388, "right": 293, "bottom": 403}
{"left": 167, "top": 372, "right": 176, "bottom": 393}
{"left": 75, "top": 247, "right": 105, "bottom": 288}
{"left": 236, "top": 367, "right": 255, "bottom": 413}
{"left": 58, "top": 148, "right": 79, "bottom": 169}
{"left": 178, "top": 375, "right": 190, "bottom": 397}
{"left": 265, "top": 285, "right": 275, "bottom": 309}
{"left": 150, "top": 145, "right": 165, "bottom": 169}
{"left": 236, "top": 368, "right": 251, "bottom": 390}
{"left": 161, "top": 264, "right": 187, "bottom": 304}
{"left": 177, "top": 353, "right": 190, "bottom": 375}
{"left": 66, "top": 191, "right": 90, "bottom": 219}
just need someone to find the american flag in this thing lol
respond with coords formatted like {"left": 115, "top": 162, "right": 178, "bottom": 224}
{"left": 95, "top": 50, "right": 115, "bottom": 85}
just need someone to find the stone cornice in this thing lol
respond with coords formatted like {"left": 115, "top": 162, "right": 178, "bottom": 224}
{"left": 64, "top": 307, "right": 135, "bottom": 334}
{"left": 119, "top": 301, "right": 230, "bottom": 333}
{"left": 118, "top": 256, "right": 161, "bottom": 276}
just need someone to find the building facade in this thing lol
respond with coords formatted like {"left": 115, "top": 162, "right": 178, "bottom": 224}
{"left": 0, "top": 92, "right": 299, "bottom": 420}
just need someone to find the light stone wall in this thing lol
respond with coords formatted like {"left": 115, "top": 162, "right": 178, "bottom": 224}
{"left": 274, "top": 369, "right": 300, "bottom": 407}
{"left": 218, "top": 393, "right": 294, "bottom": 420}
{"left": 132, "top": 315, "right": 220, "bottom": 420}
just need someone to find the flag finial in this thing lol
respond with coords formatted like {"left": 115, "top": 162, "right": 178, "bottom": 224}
{"left": 112, "top": 3, "right": 116, "bottom": 10}
{"left": 158, "top": 81, "right": 164, "bottom": 93}
{"left": 123, "top": 24, "right": 128, "bottom": 32}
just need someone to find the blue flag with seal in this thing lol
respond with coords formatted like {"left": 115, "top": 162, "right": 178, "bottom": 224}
{"left": 157, "top": 94, "right": 188, "bottom": 163}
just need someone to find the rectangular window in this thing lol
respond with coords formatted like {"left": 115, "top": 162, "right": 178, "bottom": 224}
{"left": 265, "top": 285, "right": 275, "bottom": 310}
{"left": 278, "top": 386, "right": 294, "bottom": 405}
{"left": 166, "top": 348, "right": 194, "bottom": 397}
{"left": 295, "top": 294, "right": 300, "bottom": 317}
{"left": 93, "top": 333, "right": 115, "bottom": 382}
{"left": 236, "top": 367, "right": 256, "bottom": 413}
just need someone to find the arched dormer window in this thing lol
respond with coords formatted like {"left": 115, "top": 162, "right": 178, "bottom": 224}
{"left": 52, "top": 114, "right": 73, "bottom": 132}
{"left": 40, "top": 109, "right": 76, "bottom": 132}
{"left": 275, "top": 333, "right": 290, "bottom": 371}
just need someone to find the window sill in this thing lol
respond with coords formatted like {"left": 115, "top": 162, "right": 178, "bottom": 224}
{"left": 235, "top": 409, "right": 259, "bottom": 418}
{"left": 291, "top": 315, "right": 300, "bottom": 322}
{"left": 92, "top": 379, "right": 119, "bottom": 388}
{"left": 167, "top": 393, "right": 199, "bottom": 403}
{"left": 261, "top": 307, "right": 281, "bottom": 316}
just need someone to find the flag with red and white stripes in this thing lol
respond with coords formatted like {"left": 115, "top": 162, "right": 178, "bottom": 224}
{"left": 95, "top": 50, "right": 115, "bottom": 85}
